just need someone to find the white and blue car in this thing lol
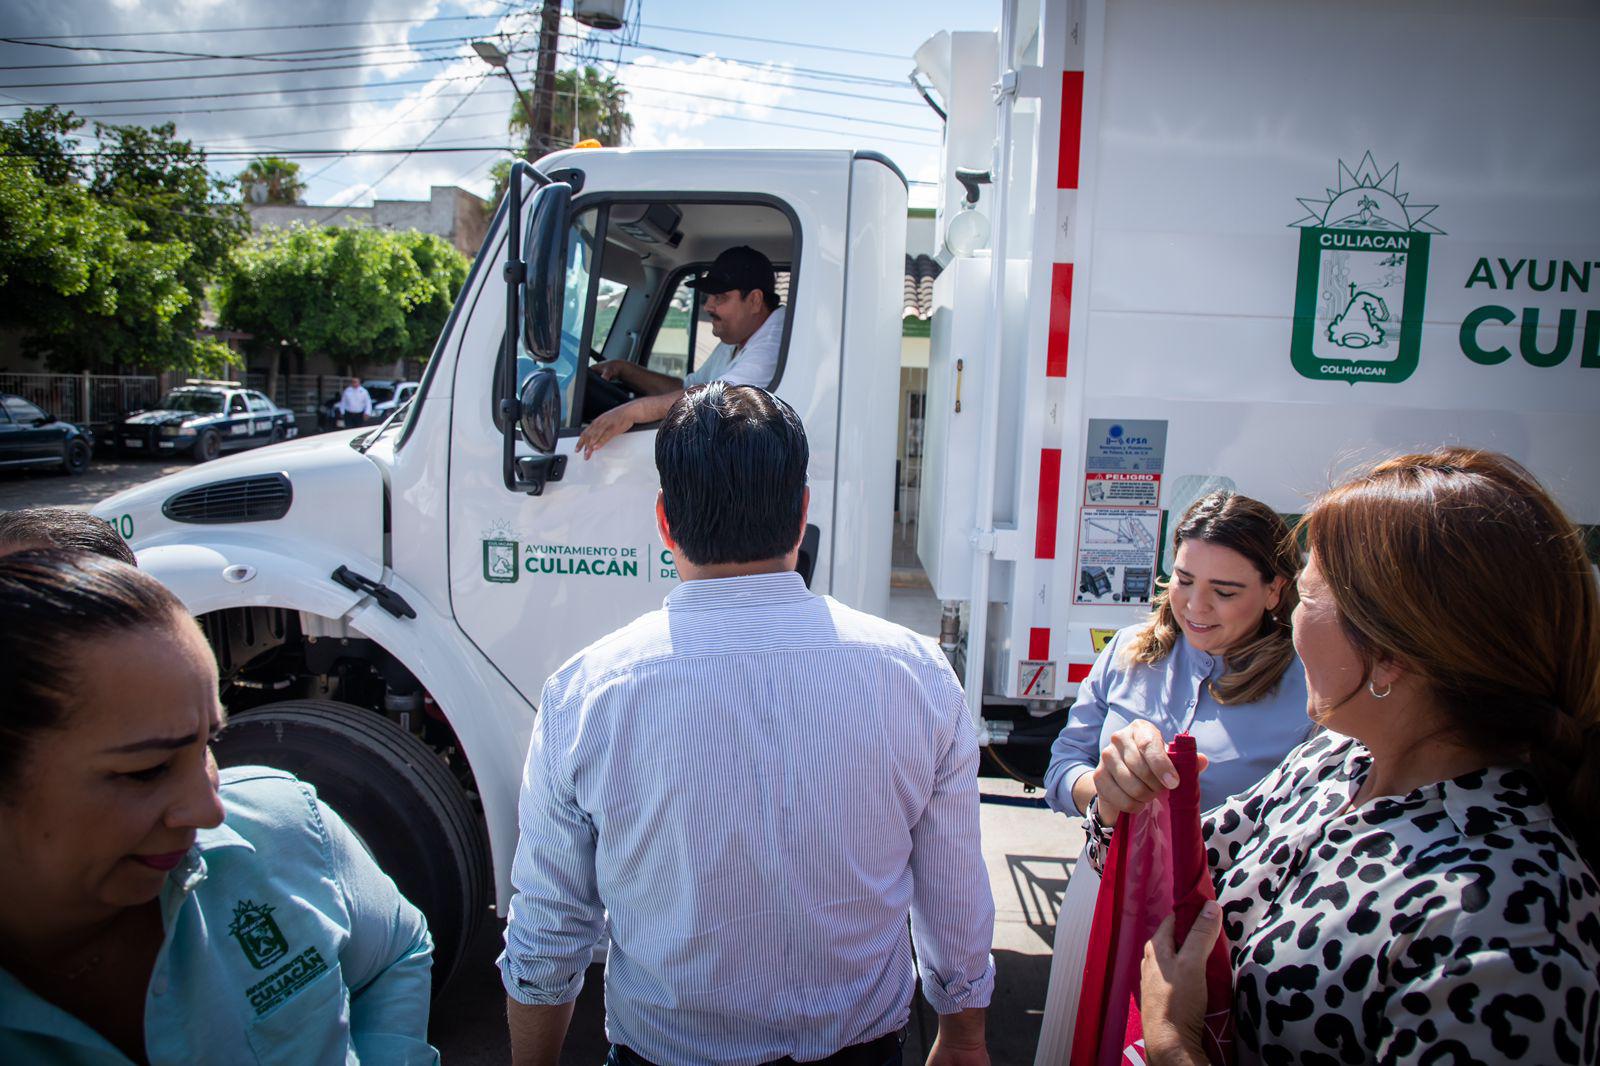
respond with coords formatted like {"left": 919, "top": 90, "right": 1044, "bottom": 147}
{"left": 117, "top": 380, "right": 298, "bottom": 462}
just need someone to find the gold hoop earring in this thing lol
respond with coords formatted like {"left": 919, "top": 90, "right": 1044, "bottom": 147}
{"left": 1368, "top": 680, "right": 1392, "bottom": 699}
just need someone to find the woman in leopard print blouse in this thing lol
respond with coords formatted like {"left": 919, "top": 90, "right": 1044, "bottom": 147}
{"left": 1123, "top": 449, "right": 1600, "bottom": 1065}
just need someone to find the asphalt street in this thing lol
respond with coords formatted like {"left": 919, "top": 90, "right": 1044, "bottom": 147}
{"left": 0, "top": 452, "right": 189, "bottom": 511}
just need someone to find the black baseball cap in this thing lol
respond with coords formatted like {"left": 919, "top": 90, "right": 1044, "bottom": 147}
{"left": 686, "top": 245, "right": 776, "bottom": 297}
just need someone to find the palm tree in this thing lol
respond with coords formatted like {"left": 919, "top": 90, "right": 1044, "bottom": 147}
{"left": 236, "top": 156, "right": 306, "bottom": 205}
{"left": 509, "top": 66, "right": 634, "bottom": 151}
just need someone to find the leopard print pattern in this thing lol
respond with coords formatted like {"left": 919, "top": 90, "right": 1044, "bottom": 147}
{"left": 1203, "top": 732, "right": 1600, "bottom": 1064}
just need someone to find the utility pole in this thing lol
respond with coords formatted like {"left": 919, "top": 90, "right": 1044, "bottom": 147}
{"left": 529, "top": 2, "right": 562, "bottom": 154}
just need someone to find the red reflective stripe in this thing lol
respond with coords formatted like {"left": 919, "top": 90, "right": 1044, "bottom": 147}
{"left": 1036, "top": 448, "right": 1063, "bottom": 558}
{"left": 1058, "top": 70, "right": 1084, "bottom": 190}
{"left": 1029, "top": 627, "right": 1051, "bottom": 660}
{"left": 1067, "top": 662, "right": 1092, "bottom": 683}
{"left": 1047, "top": 262, "right": 1073, "bottom": 378}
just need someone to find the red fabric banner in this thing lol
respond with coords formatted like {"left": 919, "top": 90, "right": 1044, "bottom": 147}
{"left": 1068, "top": 734, "right": 1235, "bottom": 1066}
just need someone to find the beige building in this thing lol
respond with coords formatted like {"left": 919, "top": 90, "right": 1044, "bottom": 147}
{"left": 247, "top": 185, "right": 491, "bottom": 260}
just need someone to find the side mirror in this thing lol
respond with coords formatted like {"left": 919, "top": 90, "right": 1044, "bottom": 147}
{"left": 501, "top": 161, "right": 571, "bottom": 495}
{"left": 521, "top": 181, "right": 572, "bottom": 363}
{"left": 518, "top": 368, "right": 561, "bottom": 453}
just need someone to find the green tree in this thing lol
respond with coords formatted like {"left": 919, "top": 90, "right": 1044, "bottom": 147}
{"left": 0, "top": 106, "right": 246, "bottom": 374}
{"left": 510, "top": 65, "right": 634, "bottom": 150}
{"left": 236, "top": 156, "right": 307, "bottom": 205}
{"left": 214, "top": 224, "right": 469, "bottom": 374}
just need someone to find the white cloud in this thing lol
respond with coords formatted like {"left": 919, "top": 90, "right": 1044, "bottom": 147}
{"left": 618, "top": 54, "right": 799, "bottom": 149}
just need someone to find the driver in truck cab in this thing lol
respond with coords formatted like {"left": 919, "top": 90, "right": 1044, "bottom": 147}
{"left": 576, "top": 245, "right": 787, "bottom": 458}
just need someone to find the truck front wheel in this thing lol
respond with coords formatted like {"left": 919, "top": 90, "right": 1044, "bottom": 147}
{"left": 212, "top": 699, "right": 489, "bottom": 995}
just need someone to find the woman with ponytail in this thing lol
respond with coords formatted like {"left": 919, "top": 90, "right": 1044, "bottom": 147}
{"left": 1137, "top": 448, "right": 1600, "bottom": 1065}
{"left": 1045, "top": 491, "right": 1311, "bottom": 821}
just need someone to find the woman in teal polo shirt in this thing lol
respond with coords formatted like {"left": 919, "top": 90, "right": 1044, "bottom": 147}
{"left": 0, "top": 551, "right": 438, "bottom": 1065}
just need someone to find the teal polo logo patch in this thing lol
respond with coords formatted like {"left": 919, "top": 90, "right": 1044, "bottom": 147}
{"left": 228, "top": 899, "right": 288, "bottom": 969}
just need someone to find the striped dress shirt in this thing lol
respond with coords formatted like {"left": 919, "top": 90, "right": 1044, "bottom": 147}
{"left": 499, "top": 571, "right": 995, "bottom": 1065}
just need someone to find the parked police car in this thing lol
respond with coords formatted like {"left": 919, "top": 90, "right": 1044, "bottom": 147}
{"left": 117, "top": 381, "right": 297, "bottom": 462}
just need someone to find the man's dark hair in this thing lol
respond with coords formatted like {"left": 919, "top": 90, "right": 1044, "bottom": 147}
{"left": 655, "top": 383, "right": 808, "bottom": 566}
{"left": 0, "top": 507, "right": 137, "bottom": 566}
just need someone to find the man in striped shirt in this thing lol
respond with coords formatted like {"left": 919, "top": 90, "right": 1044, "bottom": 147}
{"left": 500, "top": 383, "right": 995, "bottom": 1066}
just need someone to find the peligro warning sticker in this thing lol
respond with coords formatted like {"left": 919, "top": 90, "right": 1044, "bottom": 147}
{"left": 1075, "top": 418, "right": 1168, "bottom": 606}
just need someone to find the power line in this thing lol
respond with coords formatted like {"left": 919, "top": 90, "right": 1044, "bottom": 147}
{"left": 0, "top": 33, "right": 488, "bottom": 70}
{"left": 312, "top": 75, "right": 490, "bottom": 212}
{"left": 0, "top": 13, "right": 516, "bottom": 43}
{"left": 2, "top": 13, "right": 912, "bottom": 68}
{"left": 0, "top": 59, "right": 921, "bottom": 126}
{"left": 2, "top": 88, "right": 484, "bottom": 122}
{"left": 2, "top": 27, "right": 913, "bottom": 94}
{"left": 0, "top": 82, "right": 937, "bottom": 146}
{"left": 637, "top": 22, "right": 908, "bottom": 61}
{"left": 1, "top": 145, "right": 514, "bottom": 159}
{"left": 0, "top": 70, "right": 485, "bottom": 108}
{"left": 0, "top": 48, "right": 919, "bottom": 110}
{"left": 607, "top": 38, "right": 906, "bottom": 88}
{"left": 0, "top": 49, "right": 469, "bottom": 90}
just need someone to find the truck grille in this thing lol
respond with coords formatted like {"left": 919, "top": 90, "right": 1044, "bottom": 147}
{"left": 162, "top": 474, "right": 292, "bottom": 524}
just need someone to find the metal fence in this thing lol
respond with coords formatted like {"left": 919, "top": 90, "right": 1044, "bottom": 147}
{"left": 0, "top": 373, "right": 161, "bottom": 427}
{"left": 0, "top": 367, "right": 421, "bottom": 431}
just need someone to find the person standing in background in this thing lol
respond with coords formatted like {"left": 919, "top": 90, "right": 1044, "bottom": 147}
{"left": 337, "top": 377, "right": 373, "bottom": 429}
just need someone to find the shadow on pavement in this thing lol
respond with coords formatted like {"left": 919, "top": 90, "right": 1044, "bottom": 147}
{"left": 1006, "top": 853, "right": 1073, "bottom": 943}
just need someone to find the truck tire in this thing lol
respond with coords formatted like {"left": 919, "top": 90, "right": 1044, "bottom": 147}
{"left": 193, "top": 428, "right": 222, "bottom": 462}
{"left": 211, "top": 699, "right": 489, "bottom": 994}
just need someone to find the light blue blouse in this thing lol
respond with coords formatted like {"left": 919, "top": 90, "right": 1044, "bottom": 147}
{"left": 0, "top": 767, "right": 438, "bottom": 1066}
{"left": 1044, "top": 625, "right": 1313, "bottom": 815}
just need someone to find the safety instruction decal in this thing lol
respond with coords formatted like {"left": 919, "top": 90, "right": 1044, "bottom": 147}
{"left": 1074, "top": 508, "right": 1160, "bottom": 606}
{"left": 1018, "top": 660, "right": 1056, "bottom": 698}
{"left": 1075, "top": 419, "right": 1167, "bottom": 606}
{"left": 1090, "top": 627, "right": 1118, "bottom": 653}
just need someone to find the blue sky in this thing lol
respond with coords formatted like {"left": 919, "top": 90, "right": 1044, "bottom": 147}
{"left": 0, "top": 1, "right": 997, "bottom": 209}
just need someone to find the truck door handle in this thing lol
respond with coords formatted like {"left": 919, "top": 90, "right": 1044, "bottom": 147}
{"left": 331, "top": 565, "right": 416, "bottom": 619}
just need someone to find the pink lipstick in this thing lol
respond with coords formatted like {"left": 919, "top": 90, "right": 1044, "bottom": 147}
{"left": 133, "top": 850, "right": 189, "bottom": 871}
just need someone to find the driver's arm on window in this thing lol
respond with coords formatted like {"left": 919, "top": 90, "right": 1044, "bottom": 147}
{"left": 576, "top": 389, "right": 682, "bottom": 459}
{"left": 592, "top": 359, "right": 683, "bottom": 396}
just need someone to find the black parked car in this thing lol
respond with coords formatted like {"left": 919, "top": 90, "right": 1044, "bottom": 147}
{"left": 116, "top": 381, "right": 297, "bottom": 462}
{"left": 0, "top": 393, "right": 94, "bottom": 475}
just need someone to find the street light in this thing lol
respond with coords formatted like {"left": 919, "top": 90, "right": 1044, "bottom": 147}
{"left": 473, "top": 40, "right": 536, "bottom": 156}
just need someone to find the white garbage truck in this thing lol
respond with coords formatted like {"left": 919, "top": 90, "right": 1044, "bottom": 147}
{"left": 95, "top": 0, "right": 1599, "bottom": 990}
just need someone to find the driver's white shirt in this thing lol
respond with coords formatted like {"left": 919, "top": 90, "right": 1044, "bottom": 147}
{"left": 683, "top": 305, "right": 785, "bottom": 389}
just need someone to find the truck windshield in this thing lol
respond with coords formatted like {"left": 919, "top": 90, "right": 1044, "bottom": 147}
{"left": 159, "top": 392, "right": 224, "bottom": 413}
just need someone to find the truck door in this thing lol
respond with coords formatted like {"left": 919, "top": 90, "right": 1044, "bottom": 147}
{"left": 446, "top": 154, "right": 856, "bottom": 706}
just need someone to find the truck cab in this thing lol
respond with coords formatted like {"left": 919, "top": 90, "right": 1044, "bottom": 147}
{"left": 95, "top": 148, "right": 908, "bottom": 989}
